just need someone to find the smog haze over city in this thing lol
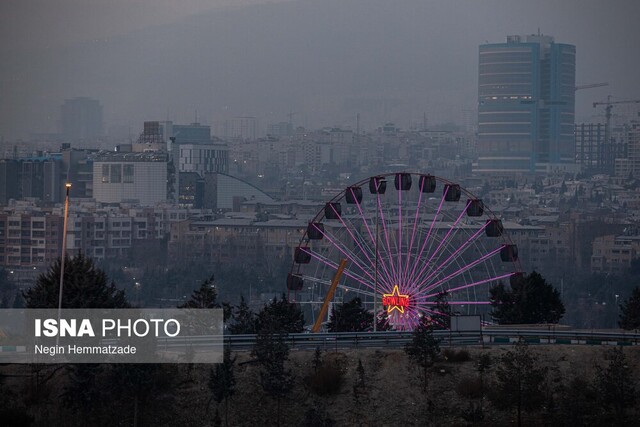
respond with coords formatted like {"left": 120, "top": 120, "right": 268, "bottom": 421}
{"left": 3, "top": 1, "right": 640, "bottom": 425}
{"left": 1, "top": 0, "right": 639, "bottom": 138}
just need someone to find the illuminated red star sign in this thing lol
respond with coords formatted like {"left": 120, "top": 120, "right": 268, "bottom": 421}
{"left": 382, "top": 285, "right": 410, "bottom": 314}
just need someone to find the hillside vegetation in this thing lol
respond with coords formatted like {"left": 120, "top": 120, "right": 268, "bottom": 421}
{"left": 2, "top": 344, "right": 640, "bottom": 426}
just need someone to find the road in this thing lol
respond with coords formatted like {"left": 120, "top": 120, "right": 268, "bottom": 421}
{"left": 3, "top": 328, "right": 639, "bottom": 361}
{"left": 153, "top": 328, "right": 640, "bottom": 353}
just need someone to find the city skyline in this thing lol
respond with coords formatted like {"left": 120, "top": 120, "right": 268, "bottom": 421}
{"left": 1, "top": 0, "right": 638, "bottom": 139}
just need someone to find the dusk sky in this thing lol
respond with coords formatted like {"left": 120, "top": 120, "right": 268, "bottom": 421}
{"left": 1, "top": 0, "right": 639, "bottom": 138}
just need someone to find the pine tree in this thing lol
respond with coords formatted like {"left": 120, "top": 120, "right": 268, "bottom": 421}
{"left": 209, "top": 346, "right": 236, "bottom": 427}
{"left": 23, "top": 253, "right": 129, "bottom": 308}
{"left": 255, "top": 294, "right": 304, "bottom": 333}
{"left": 11, "top": 291, "right": 24, "bottom": 308}
{"left": 489, "top": 340, "right": 547, "bottom": 427}
{"left": 312, "top": 347, "right": 323, "bottom": 373}
{"left": 228, "top": 296, "right": 256, "bottom": 334}
{"left": 430, "top": 291, "right": 452, "bottom": 330}
{"left": 105, "top": 363, "right": 175, "bottom": 427}
{"left": 179, "top": 275, "right": 218, "bottom": 308}
{"left": 619, "top": 286, "right": 640, "bottom": 329}
{"left": 594, "top": 347, "right": 636, "bottom": 424}
{"left": 0, "top": 267, "right": 17, "bottom": 308}
{"left": 252, "top": 322, "right": 293, "bottom": 427}
{"left": 557, "top": 376, "right": 598, "bottom": 425}
{"left": 490, "top": 271, "right": 565, "bottom": 324}
{"left": 355, "top": 359, "right": 365, "bottom": 389}
{"left": 179, "top": 275, "right": 221, "bottom": 339}
{"left": 404, "top": 316, "right": 441, "bottom": 392}
{"left": 328, "top": 297, "right": 372, "bottom": 332}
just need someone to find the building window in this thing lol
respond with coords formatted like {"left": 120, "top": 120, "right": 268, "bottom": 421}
{"left": 102, "top": 165, "right": 110, "bottom": 183}
{"left": 124, "top": 164, "right": 134, "bottom": 183}
{"left": 110, "top": 164, "right": 122, "bottom": 183}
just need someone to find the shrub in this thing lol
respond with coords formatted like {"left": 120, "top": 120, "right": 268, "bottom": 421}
{"left": 456, "top": 376, "right": 483, "bottom": 399}
{"left": 442, "top": 348, "right": 471, "bottom": 363}
{"left": 306, "top": 363, "right": 344, "bottom": 396}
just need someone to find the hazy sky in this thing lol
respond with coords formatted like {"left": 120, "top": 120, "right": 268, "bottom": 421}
{"left": 1, "top": 0, "right": 639, "bottom": 139}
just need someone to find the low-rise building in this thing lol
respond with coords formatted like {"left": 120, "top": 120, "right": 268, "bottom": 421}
{"left": 591, "top": 233, "right": 640, "bottom": 275}
{"left": 92, "top": 151, "right": 168, "bottom": 206}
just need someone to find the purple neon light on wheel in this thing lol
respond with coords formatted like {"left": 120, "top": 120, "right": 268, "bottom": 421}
{"left": 288, "top": 172, "right": 522, "bottom": 331}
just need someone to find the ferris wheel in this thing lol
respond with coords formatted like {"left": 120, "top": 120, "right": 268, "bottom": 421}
{"left": 287, "top": 172, "right": 522, "bottom": 331}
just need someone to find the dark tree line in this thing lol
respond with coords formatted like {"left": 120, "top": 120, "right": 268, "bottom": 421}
{"left": 490, "top": 271, "right": 565, "bottom": 324}
{"left": 619, "top": 286, "right": 640, "bottom": 330}
{"left": 23, "top": 253, "right": 129, "bottom": 309}
{"left": 11, "top": 253, "right": 640, "bottom": 426}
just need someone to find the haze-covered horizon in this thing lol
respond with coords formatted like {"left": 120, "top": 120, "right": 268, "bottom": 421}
{"left": 1, "top": 0, "right": 639, "bottom": 139}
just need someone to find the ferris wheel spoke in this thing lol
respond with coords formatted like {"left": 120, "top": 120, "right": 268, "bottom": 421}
{"left": 420, "top": 221, "right": 490, "bottom": 287}
{"left": 404, "top": 183, "right": 426, "bottom": 285}
{"left": 398, "top": 184, "right": 403, "bottom": 284}
{"left": 303, "top": 247, "right": 383, "bottom": 289}
{"left": 335, "top": 202, "right": 395, "bottom": 286}
{"left": 408, "top": 199, "right": 471, "bottom": 287}
{"left": 444, "top": 301, "right": 492, "bottom": 305}
{"left": 311, "top": 226, "right": 378, "bottom": 284}
{"left": 420, "top": 245, "right": 505, "bottom": 294}
{"left": 406, "top": 188, "right": 448, "bottom": 284}
{"left": 416, "top": 272, "right": 515, "bottom": 302}
{"left": 376, "top": 194, "right": 399, "bottom": 281}
{"left": 358, "top": 184, "right": 398, "bottom": 286}
{"left": 328, "top": 204, "right": 378, "bottom": 270}
{"left": 420, "top": 223, "right": 468, "bottom": 281}
{"left": 411, "top": 306, "right": 450, "bottom": 327}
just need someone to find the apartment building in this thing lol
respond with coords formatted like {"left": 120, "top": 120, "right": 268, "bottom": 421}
{"left": 591, "top": 234, "right": 640, "bottom": 275}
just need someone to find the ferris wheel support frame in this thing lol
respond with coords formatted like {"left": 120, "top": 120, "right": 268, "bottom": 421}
{"left": 312, "top": 258, "right": 348, "bottom": 333}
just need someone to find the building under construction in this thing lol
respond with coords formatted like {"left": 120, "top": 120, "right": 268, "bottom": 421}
{"left": 574, "top": 123, "right": 626, "bottom": 174}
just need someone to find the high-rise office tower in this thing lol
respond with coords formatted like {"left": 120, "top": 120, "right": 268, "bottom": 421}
{"left": 476, "top": 34, "right": 575, "bottom": 174}
{"left": 60, "top": 97, "right": 104, "bottom": 141}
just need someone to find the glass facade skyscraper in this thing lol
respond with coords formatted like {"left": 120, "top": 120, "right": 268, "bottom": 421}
{"left": 476, "top": 35, "right": 575, "bottom": 173}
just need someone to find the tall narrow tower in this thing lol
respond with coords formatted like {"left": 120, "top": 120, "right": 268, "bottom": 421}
{"left": 476, "top": 34, "right": 575, "bottom": 174}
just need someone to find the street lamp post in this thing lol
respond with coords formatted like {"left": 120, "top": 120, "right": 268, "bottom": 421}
{"left": 56, "top": 183, "right": 71, "bottom": 346}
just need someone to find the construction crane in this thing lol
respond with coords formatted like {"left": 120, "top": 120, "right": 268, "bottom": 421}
{"left": 593, "top": 96, "right": 640, "bottom": 122}
{"left": 593, "top": 96, "right": 640, "bottom": 170}
{"left": 575, "top": 82, "right": 608, "bottom": 92}
{"left": 543, "top": 83, "right": 608, "bottom": 106}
